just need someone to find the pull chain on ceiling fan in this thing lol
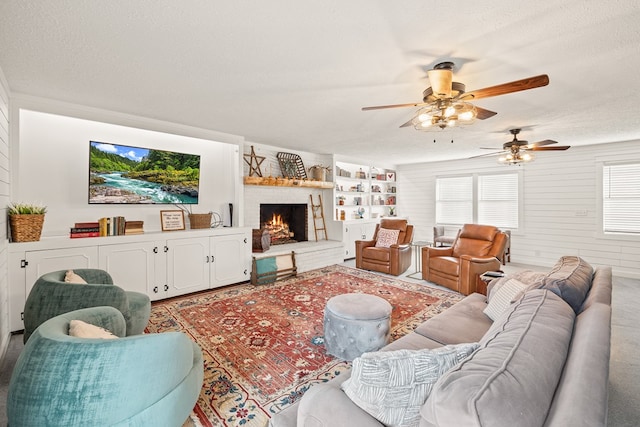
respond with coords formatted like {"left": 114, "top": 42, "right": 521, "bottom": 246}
{"left": 362, "top": 62, "right": 549, "bottom": 131}
{"left": 471, "top": 129, "right": 571, "bottom": 165}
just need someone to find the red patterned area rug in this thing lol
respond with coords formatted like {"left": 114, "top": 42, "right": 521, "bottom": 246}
{"left": 146, "top": 264, "right": 463, "bottom": 427}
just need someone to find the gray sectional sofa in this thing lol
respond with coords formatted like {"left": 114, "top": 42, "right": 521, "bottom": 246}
{"left": 270, "top": 256, "right": 612, "bottom": 427}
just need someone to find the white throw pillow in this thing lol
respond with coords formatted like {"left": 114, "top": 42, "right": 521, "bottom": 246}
{"left": 64, "top": 270, "right": 87, "bottom": 284}
{"left": 375, "top": 228, "right": 400, "bottom": 248}
{"left": 69, "top": 320, "right": 118, "bottom": 339}
{"left": 483, "top": 278, "right": 529, "bottom": 321}
{"left": 341, "top": 343, "right": 479, "bottom": 427}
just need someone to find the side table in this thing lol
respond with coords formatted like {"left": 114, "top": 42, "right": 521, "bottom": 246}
{"left": 407, "top": 240, "right": 432, "bottom": 279}
{"left": 477, "top": 271, "right": 505, "bottom": 296}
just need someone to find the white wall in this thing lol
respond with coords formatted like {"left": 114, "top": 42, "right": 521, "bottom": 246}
{"left": 397, "top": 140, "right": 640, "bottom": 278}
{"left": 11, "top": 103, "right": 245, "bottom": 236}
{"left": 0, "top": 66, "right": 10, "bottom": 360}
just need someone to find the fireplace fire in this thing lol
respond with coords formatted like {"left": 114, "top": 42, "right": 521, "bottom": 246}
{"left": 260, "top": 203, "right": 308, "bottom": 245}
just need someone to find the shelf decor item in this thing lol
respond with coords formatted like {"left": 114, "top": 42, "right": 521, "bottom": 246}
{"left": 188, "top": 212, "right": 212, "bottom": 229}
{"left": 277, "top": 152, "right": 307, "bottom": 179}
{"left": 8, "top": 202, "right": 47, "bottom": 242}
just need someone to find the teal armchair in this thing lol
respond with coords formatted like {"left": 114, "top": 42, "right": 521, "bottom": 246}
{"left": 8, "top": 306, "right": 204, "bottom": 426}
{"left": 23, "top": 269, "right": 151, "bottom": 343}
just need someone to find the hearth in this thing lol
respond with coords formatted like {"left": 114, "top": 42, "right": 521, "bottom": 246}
{"left": 260, "top": 203, "right": 308, "bottom": 245}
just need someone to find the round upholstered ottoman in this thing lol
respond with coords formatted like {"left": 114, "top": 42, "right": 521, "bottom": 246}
{"left": 323, "top": 293, "right": 392, "bottom": 361}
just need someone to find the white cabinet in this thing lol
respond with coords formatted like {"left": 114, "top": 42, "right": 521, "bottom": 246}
{"left": 98, "top": 240, "right": 164, "bottom": 299}
{"left": 9, "top": 228, "right": 252, "bottom": 331}
{"left": 343, "top": 220, "right": 378, "bottom": 259}
{"left": 210, "top": 233, "right": 251, "bottom": 286}
{"left": 9, "top": 246, "right": 99, "bottom": 330}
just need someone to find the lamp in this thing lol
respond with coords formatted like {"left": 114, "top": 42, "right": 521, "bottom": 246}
{"left": 498, "top": 150, "right": 535, "bottom": 165}
{"left": 413, "top": 99, "right": 477, "bottom": 131}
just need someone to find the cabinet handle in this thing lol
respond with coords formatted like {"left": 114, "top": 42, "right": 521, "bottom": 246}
{"left": 244, "top": 237, "right": 247, "bottom": 243}
{"left": 153, "top": 247, "right": 158, "bottom": 254}
{"left": 164, "top": 246, "right": 169, "bottom": 253}
{"left": 153, "top": 286, "right": 158, "bottom": 293}
{"left": 244, "top": 269, "right": 248, "bottom": 275}
{"left": 164, "top": 284, "right": 169, "bottom": 291}
{"left": 211, "top": 255, "right": 215, "bottom": 262}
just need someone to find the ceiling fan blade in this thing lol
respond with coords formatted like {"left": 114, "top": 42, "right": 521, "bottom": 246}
{"left": 462, "top": 74, "right": 549, "bottom": 100}
{"left": 399, "top": 117, "right": 415, "bottom": 128}
{"left": 475, "top": 107, "right": 497, "bottom": 120}
{"left": 469, "top": 151, "right": 504, "bottom": 159}
{"left": 362, "top": 102, "right": 428, "bottom": 111}
{"left": 529, "top": 146, "right": 571, "bottom": 151}
{"left": 526, "top": 139, "right": 558, "bottom": 148}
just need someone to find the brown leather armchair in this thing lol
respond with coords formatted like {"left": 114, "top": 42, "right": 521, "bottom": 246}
{"left": 355, "top": 219, "right": 414, "bottom": 276}
{"left": 422, "top": 224, "right": 507, "bottom": 295}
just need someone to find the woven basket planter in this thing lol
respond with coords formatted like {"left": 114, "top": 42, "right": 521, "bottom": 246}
{"left": 189, "top": 213, "right": 212, "bottom": 229}
{"left": 10, "top": 214, "right": 45, "bottom": 242}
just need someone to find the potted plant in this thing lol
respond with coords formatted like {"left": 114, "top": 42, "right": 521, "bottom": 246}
{"left": 8, "top": 202, "right": 47, "bottom": 242}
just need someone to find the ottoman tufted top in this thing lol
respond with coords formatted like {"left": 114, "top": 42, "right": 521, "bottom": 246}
{"left": 326, "top": 293, "right": 392, "bottom": 320}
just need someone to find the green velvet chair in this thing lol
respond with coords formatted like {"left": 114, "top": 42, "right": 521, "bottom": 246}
{"left": 23, "top": 269, "right": 151, "bottom": 343}
{"left": 8, "top": 306, "right": 204, "bottom": 426}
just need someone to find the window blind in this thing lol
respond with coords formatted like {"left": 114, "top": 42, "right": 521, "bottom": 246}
{"left": 436, "top": 176, "right": 473, "bottom": 224}
{"left": 603, "top": 162, "right": 640, "bottom": 233}
{"left": 478, "top": 173, "right": 519, "bottom": 228}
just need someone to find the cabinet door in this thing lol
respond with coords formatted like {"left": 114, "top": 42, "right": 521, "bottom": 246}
{"left": 166, "top": 236, "right": 210, "bottom": 297}
{"left": 25, "top": 247, "right": 99, "bottom": 297}
{"left": 98, "top": 241, "right": 163, "bottom": 299}
{"left": 210, "top": 233, "right": 250, "bottom": 287}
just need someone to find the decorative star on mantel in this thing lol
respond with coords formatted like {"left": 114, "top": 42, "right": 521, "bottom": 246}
{"left": 243, "top": 145, "right": 266, "bottom": 177}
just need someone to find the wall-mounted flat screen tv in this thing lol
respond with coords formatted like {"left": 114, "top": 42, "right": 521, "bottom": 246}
{"left": 89, "top": 141, "right": 201, "bottom": 204}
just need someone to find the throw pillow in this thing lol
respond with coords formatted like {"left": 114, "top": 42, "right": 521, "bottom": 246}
{"left": 69, "top": 320, "right": 117, "bottom": 339}
{"left": 64, "top": 270, "right": 87, "bottom": 284}
{"left": 483, "top": 278, "right": 529, "bottom": 321}
{"left": 375, "top": 228, "right": 400, "bottom": 248}
{"left": 341, "top": 343, "right": 479, "bottom": 427}
{"left": 534, "top": 256, "right": 594, "bottom": 313}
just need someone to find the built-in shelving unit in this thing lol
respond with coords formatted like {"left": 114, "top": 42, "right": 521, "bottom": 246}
{"left": 333, "top": 161, "right": 397, "bottom": 221}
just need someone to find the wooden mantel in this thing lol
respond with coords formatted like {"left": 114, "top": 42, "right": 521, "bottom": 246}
{"left": 243, "top": 176, "right": 334, "bottom": 189}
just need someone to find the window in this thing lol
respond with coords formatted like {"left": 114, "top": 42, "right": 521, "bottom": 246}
{"left": 478, "top": 173, "right": 519, "bottom": 228}
{"left": 603, "top": 162, "right": 640, "bottom": 234}
{"left": 436, "top": 172, "right": 519, "bottom": 228}
{"left": 436, "top": 176, "right": 473, "bottom": 225}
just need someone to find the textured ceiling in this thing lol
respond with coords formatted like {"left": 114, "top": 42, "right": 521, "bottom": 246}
{"left": 1, "top": 1, "right": 639, "bottom": 165}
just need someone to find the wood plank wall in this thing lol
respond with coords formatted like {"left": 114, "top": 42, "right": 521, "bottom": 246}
{"left": 397, "top": 140, "right": 640, "bottom": 278}
{"left": 0, "top": 68, "right": 11, "bottom": 357}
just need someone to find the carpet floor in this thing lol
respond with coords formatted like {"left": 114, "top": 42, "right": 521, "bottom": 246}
{"left": 145, "top": 265, "right": 463, "bottom": 426}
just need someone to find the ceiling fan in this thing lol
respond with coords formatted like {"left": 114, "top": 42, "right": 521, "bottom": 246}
{"left": 362, "top": 62, "right": 549, "bottom": 130}
{"left": 472, "top": 128, "right": 571, "bottom": 164}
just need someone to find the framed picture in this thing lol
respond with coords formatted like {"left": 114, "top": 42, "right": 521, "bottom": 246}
{"left": 160, "top": 210, "right": 186, "bottom": 231}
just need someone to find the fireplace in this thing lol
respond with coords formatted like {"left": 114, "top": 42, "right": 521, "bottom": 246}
{"left": 260, "top": 203, "right": 308, "bottom": 245}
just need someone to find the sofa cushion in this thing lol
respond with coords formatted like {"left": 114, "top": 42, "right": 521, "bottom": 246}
{"left": 483, "top": 278, "right": 528, "bottom": 321}
{"left": 375, "top": 228, "right": 400, "bottom": 248}
{"left": 422, "top": 289, "right": 575, "bottom": 427}
{"left": 414, "top": 293, "right": 492, "bottom": 345}
{"left": 535, "top": 256, "right": 594, "bottom": 313}
{"left": 341, "top": 343, "right": 478, "bottom": 427}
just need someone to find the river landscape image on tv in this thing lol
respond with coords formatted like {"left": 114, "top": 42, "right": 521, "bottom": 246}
{"left": 89, "top": 141, "right": 201, "bottom": 204}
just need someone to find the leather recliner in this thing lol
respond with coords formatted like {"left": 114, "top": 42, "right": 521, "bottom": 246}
{"left": 355, "top": 219, "right": 414, "bottom": 276}
{"left": 422, "top": 224, "right": 507, "bottom": 295}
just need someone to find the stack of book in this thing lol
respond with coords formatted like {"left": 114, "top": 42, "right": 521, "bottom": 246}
{"left": 70, "top": 222, "right": 100, "bottom": 238}
{"left": 124, "top": 221, "right": 144, "bottom": 235}
{"left": 99, "top": 216, "right": 126, "bottom": 236}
